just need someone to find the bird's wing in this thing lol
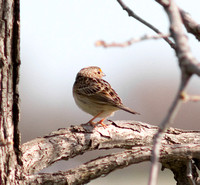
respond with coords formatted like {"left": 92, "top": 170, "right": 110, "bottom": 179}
{"left": 74, "top": 77, "right": 140, "bottom": 115}
{"left": 75, "top": 77, "right": 123, "bottom": 106}
{"left": 75, "top": 77, "right": 102, "bottom": 95}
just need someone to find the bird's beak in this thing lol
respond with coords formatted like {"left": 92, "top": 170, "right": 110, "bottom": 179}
{"left": 99, "top": 68, "right": 106, "bottom": 77}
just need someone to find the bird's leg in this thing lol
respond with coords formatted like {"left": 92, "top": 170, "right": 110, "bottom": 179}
{"left": 98, "top": 118, "right": 107, "bottom": 128}
{"left": 88, "top": 111, "right": 103, "bottom": 127}
{"left": 88, "top": 112, "right": 108, "bottom": 128}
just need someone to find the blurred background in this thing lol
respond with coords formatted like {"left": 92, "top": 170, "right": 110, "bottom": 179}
{"left": 20, "top": 0, "right": 200, "bottom": 184}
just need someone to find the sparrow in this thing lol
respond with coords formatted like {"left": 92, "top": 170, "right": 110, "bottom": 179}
{"left": 73, "top": 66, "right": 140, "bottom": 127}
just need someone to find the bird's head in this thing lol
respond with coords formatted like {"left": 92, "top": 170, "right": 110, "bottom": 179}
{"left": 78, "top": 66, "right": 105, "bottom": 79}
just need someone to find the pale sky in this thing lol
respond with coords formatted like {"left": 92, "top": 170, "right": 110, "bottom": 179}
{"left": 20, "top": 0, "right": 200, "bottom": 142}
{"left": 19, "top": 1, "right": 200, "bottom": 184}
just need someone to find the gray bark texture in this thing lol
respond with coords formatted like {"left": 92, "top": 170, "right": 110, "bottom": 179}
{"left": 0, "top": 0, "right": 21, "bottom": 184}
{"left": 0, "top": 0, "right": 200, "bottom": 185}
{"left": 22, "top": 122, "right": 200, "bottom": 185}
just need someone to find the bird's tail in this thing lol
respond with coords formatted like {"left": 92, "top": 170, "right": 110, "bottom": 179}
{"left": 119, "top": 105, "right": 140, "bottom": 115}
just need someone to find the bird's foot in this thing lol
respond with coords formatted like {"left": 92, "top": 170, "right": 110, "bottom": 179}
{"left": 88, "top": 118, "right": 107, "bottom": 128}
{"left": 97, "top": 119, "right": 107, "bottom": 128}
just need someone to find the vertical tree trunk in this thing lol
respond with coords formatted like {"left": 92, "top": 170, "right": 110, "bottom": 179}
{"left": 0, "top": 0, "right": 21, "bottom": 184}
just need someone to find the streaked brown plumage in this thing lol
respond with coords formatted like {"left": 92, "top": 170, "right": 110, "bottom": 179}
{"left": 73, "top": 66, "right": 140, "bottom": 127}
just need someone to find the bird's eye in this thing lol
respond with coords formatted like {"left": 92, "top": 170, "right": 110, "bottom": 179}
{"left": 98, "top": 71, "right": 101, "bottom": 74}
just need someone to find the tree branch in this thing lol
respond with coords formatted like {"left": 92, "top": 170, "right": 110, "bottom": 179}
{"left": 25, "top": 148, "right": 151, "bottom": 185}
{"left": 116, "top": 0, "right": 176, "bottom": 49}
{"left": 149, "top": 74, "right": 190, "bottom": 185}
{"left": 23, "top": 143, "right": 200, "bottom": 185}
{"left": 21, "top": 121, "right": 200, "bottom": 175}
{"left": 95, "top": 33, "right": 170, "bottom": 48}
{"left": 181, "top": 92, "right": 200, "bottom": 102}
{"left": 0, "top": 0, "right": 22, "bottom": 183}
{"left": 149, "top": 0, "right": 200, "bottom": 185}
{"left": 180, "top": 9, "right": 200, "bottom": 41}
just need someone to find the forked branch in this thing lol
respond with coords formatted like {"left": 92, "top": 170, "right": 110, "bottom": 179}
{"left": 21, "top": 121, "right": 200, "bottom": 185}
{"left": 149, "top": 0, "right": 200, "bottom": 185}
{"left": 116, "top": 0, "right": 176, "bottom": 49}
{"left": 24, "top": 144, "right": 200, "bottom": 185}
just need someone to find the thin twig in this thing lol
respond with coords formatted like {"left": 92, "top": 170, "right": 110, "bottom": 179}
{"left": 148, "top": 75, "right": 190, "bottom": 185}
{"left": 148, "top": 0, "right": 198, "bottom": 184}
{"left": 181, "top": 92, "right": 200, "bottom": 102}
{"left": 116, "top": 0, "right": 176, "bottom": 49}
{"left": 95, "top": 34, "right": 170, "bottom": 48}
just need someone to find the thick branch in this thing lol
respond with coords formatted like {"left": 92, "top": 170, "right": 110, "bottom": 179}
{"left": 180, "top": 9, "right": 200, "bottom": 41}
{"left": 0, "top": 0, "right": 22, "bottom": 183}
{"left": 21, "top": 121, "right": 200, "bottom": 175}
{"left": 156, "top": 0, "right": 200, "bottom": 77}
{"left": 23, "top": 144, "right": 200, "bottom": 185}
{"left": 25, "top": 148, "right": 151, "bottom": 185}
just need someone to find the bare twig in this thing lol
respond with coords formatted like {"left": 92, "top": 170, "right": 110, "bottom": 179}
{"left": 116, "top": 0, "right": 200, "bottom": 76}
{"left": 116, "top": 0, "right": 176, "bottom": 49}
{"left": 95, "top": 34, "right": 170, "bottom": 48}
{"left": 148, "top": 76, "right": 190, "bottom": 185}
{"left": 181, "top": 92, "right": 200, "bottom": 102}
{"left": 95, "top": 1, "right": 200, "bottom": 185}
{"left": 148, "top": 0, "right": 200, "bottom": 184}
{"left": 180, "top": 9, "right": 200, "bottom": 41}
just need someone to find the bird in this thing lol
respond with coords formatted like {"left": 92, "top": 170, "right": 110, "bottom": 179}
{"left": 73, "top": 66, "right": 140, "bottom": 127}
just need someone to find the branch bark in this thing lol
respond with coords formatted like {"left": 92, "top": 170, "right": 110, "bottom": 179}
{"left": 116, "top": 0, "right": 176, "bottom": 49}
{"left": 19, "top": 121, "right": 200, "bottom": 184}
{"left": 0, "top": 0, "right": 22, "bottom": 184}
{"left": 25, "top": 145, "right": 200, "bottom": 185}
{"left": 180, "top": 9, "right": 200, "bottom": 41}
{"left": 149, "top": 0, "right": 200, "bottom": 184}
{"left": 21, "top": 121, "right": 200, "bottom": 174}
{"left": 95, "top": 33, "right": 170, "bottom": 48}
